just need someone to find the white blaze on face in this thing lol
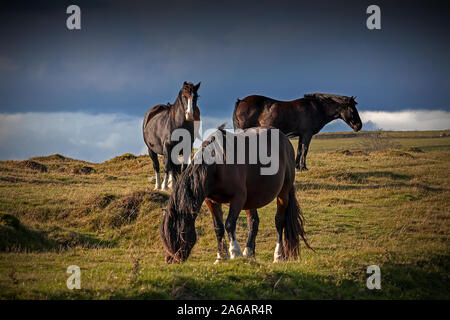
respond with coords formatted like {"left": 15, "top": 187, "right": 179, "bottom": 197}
{"left": 185, "top": 92, "right": 194, "bottom": 120}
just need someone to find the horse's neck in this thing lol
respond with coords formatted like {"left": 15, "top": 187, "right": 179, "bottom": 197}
{"left": 304, "top": 102, "right": 339, "bottom": 134}
{"left": 170, "top": 96, "right": 186, "bottom": 125}
{"left": 319, "top": 102, "right": 340, "bottom": 124}
{"left": 174, "top": 163, "right": 214, "bottom": 214}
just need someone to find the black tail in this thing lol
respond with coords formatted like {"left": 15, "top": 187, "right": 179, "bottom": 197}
{"left": 232, "top": 98, "right": 241, "bottom": 130}
{"left": 283, "top": 187, "right": 312, "bottom": 259}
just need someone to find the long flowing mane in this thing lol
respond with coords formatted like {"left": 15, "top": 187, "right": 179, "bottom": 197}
{"left": 170, "top": 126, "right": 227, "bottom": 215}
{"left": 160, "top": 129, "right": 224, "bottom": 262}
{"left": 160, "top": 162, "right": 212, "bottom": 261}
{"left": 304, "top": 92, "right": 353, "bottom": 105}
{"left": 169, "top": 162, "right": 211, "bottom": 217}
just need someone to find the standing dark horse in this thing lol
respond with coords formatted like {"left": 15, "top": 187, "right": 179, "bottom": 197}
{"left": 233, "top": 93, "right": 362, "bottom": 171}
{"left": 160, "top": 126, "right": 311, "bottom": 263}
{"left": 143, "top": 81, "right": 200, "bottom": 190}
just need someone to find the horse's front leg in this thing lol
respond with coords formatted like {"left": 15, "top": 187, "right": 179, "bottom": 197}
{"left": 225, "top": 194, "right": 246, "bottom": 259}
{"left": 161, "top": 143, "right": 172, "bottom": 190}
{"left": 243, "top": 209, "right": 259, "bottom": 258}
{"left": 205, "top": 199, "right": 228, "bottom": 264}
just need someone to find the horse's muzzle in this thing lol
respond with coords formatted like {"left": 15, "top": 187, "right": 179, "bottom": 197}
{"left": 185, "top": 113, "right": 195, "bottom": 121}
{"left": 353, "top": 123, "right": 362, "bottom": 132}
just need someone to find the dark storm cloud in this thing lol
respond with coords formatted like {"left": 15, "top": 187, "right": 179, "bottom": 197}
{"left": 1, "top": 0, "right": 449, "bottom": 118}
{"left": 0, "top": 0, "right": 449, "bottom": 161}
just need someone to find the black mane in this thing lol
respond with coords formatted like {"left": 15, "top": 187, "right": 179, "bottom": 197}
{"left": 304, "top": 92, "right": 353, "bottom": 105}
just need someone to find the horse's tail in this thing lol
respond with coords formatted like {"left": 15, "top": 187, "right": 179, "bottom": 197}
{"left": 283, "top": 187, "right": 312, "bottom": 259}
{"left": 232, "top": 98, "right": 241, "bottom": 130}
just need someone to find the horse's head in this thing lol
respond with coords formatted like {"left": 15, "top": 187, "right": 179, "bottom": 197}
{"left": 160, "top": 164, "right": 205, "bottom": 263}
{"left": 338, "top": 96, "right": 362, "bottom": 132}
{"left": 160, "top": 207, "right": 197, "bottom": 263}
{"left": 160, "top": 147, "right": 211, "bottom": 263}
{"left": 179, "top": 81, "right": 201, "bottom": 121}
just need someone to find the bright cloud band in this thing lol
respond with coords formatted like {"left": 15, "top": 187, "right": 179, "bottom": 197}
{"left": 0, "top": 110, "right": 448, "bottom": 162}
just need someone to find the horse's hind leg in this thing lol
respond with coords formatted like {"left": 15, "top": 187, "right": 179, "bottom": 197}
{"left": 299, "top": 134, "right": 312, "bottom": 171}
{"left": 274, "top": 194, "right": 288, "bottom": 262}
{"left": 148, "top": 149, "right": 161, "bottom": 190}
{"left": 295, "top": 137, "right": 302, "bottom": 171}
{"left": 243, "top": 209, "right": 259, "bottom": 258}
{"left": 205, "top": 199, "right": 228, "bottom": 264}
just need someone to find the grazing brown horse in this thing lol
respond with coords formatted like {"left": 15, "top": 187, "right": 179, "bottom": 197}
{"left": 160, "top": 126, "right": 311, "bottom": 263}
{"left": 233, "top": 93, "right": 362, "bottom": 171}
{"left": 143, "top": 82, "right": 200, "bottom": 190}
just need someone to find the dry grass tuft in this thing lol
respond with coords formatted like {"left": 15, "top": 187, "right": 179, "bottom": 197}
{"left": 17, "top": 160, "right": 47, "bottom": 173}
{"left": 88, "top": 194, "right": 116, "bottom": 210}
{"left": 384, "top": 150, "right": 415, "bottom": 158}
{"left": 30, "top": 154, "right": 67, "bottom": 162}
{"left": 107, "top": 153, "right": 137, "bottom": 162}
{"left": 105, "top": 190, "right": 168, "bottom": 228}
{"left": 333, "top": 149, "right": 368, "bottom": 156}
{"left": 71, "top": 165, "right": 95, "bottom": 175}
{"left": 407, "top": 147, "right": 424, "bottom": 153}
{"left": 357, "top": 131, "right": 399, "bottom": 151}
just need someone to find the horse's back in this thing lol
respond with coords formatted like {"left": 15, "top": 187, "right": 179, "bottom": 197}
{"left": 233, "top": 95, "right": 277, "bottom": 129}
{"left": 142, "top": 104, "right": 171, "bottom": 153}
{"left": 143, "top": 104, "right": 170, "bottom": 130}
{"left": 210, "top": 127, "right": 295, "bottom": 209}
{"left": 234, "top": 95, "right": 310, "bottom": 136}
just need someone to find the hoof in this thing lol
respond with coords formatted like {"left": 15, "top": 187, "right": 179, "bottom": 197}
{"left": 152, "top": 175, "right": 160, "bottom": 190}
{"left": 214, "top": 252, "right": 228, "bottom": 265}
{"left": 273, "top": 253, "right": 286, "bottom": 263}
{"left": 242, "top": 247, "right": 254, "bottom": 258}
{"left": 273, "top": 243, "right": 285, "bottom": 263}
{"left": 229, "top": 241, "right": 242, "bottom": 259}
{"left": 230, "top": 250, "right": 242, "bottom": 259}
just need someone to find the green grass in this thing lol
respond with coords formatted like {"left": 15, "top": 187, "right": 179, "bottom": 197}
{"left": 0, "top": 131, "right": 449, "bottom": 299}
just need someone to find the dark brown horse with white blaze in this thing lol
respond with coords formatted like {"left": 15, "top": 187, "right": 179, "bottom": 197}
{"left": 233, "top": 93, "right": 363, "bottom": 171}
{"left": 160, "top": 126, "right": 311, "bottom": 263}
{"left": 143, "top": 81, "right": 200, "bottom": 190}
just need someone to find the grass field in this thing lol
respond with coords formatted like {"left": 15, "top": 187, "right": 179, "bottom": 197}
{"left": 0, "top": 130, "right": 449, "bottom": 299}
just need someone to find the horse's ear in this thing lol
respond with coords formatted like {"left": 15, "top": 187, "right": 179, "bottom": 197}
{"left": 183, "top": 81, "right": 188, "bottom": 87}
{"left": 194, "top": 82, "right": 201, "bottom": 92}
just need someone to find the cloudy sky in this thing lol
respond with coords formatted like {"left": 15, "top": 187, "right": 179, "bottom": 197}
{"left": 1, "top": 0, "right": 449, "bottom": 162}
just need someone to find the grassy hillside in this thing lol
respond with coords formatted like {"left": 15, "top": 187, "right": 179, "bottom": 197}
{"left": 0, "top": 131, "right": 449, "bottom": 299}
